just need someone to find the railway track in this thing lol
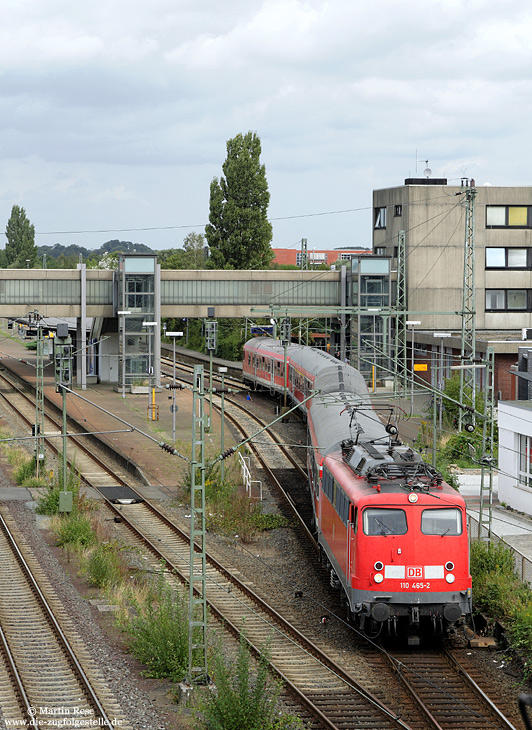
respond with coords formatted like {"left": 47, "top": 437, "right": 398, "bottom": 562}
{"left": 384, "top": 646, "right": 520, "bottom": 730}
{"left": 0, "top": 360, "right": 522, "bottom": 729}
{"left": 0, "top": 511, "right": 126, "bottom": 729}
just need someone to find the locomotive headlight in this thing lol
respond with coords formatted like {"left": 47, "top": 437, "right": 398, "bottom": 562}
{"left": 408, "top": 493, "right": 418, "bottom": 503}
{"left": 374, "top": 561, "right": 384, "bottom": 571}
{"left": 445, "top": 561, "right": 454, "bottom": 571}
{"left": 445, "top": 573, "right": 455, "bottom": 584}
{"left": 374, "top": 573, "right": 384, "bottom": 584}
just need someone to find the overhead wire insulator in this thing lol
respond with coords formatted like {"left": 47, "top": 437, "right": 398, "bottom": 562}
{"left": 220, "top": 448, "right": 234, "bottom": 460}
{"left": 159, "top": 441, "right": 177, "bottom": 454}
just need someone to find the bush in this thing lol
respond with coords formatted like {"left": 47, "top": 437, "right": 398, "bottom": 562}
{"left": 442, "top": 373, "right": 484, "bottom": 421}
{"left": 55, "top": 512, "right": 95, "bottom": 548}
{"left": 200, "top": 633, "right": 301, "bottom": 730}
{"left": 440, "top": 428, "right": 484, "bottom": 465}
{"left": 125, "top": 576, "right": 193, "bottom": 682}
{"left": 470, "top": 539, "right": 532, "bottom": 676}
{"left": 470, "top": 539, "right": 514, "bottom": 576}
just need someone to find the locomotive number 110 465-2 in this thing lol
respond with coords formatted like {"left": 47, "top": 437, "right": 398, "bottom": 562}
{"left": 400, "top": 582, "right": 431, "bottom": 590}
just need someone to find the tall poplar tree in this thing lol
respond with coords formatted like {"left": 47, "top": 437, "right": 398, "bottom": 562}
{"left": 5, "top": 205, "right": 37, "bottom": 268}
{"left": 206, "top": 131, "right": 273, "bottom": 269}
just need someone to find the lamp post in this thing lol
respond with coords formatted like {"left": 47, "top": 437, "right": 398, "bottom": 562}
{"left": 166, "top": 331, "right": 183, "bottom": 443}
{"left": 142, "top": 321, "right": 158, "bottom": 420}
{"left": 118, "top": 311, "right": 131, "bottom": 398}
{"left": 218, "top": 367, "right": 227, "bottom": 481}
{"left": 406, "top": 320, "right": 421, "bottom": 415}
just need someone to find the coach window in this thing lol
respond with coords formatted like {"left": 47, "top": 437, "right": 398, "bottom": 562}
{"left": 363, "top": 508, "right": 407, "bottom": 536}
{"left": 421, "top": 508, "right": 462, "bottom": 536}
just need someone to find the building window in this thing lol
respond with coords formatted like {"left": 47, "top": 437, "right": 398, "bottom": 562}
{"left": 374, "top": 207, "right": 387, "bottom": 229}
{"left": 519, "top": 434, "right": 532, "bottom": 488}
{"left": 486, "top": 247, "right": 529, "bottom": 268}
{"left": 485, "top": 288, "right": 528, "bottom": 311}
{"left": 394, "top": 205, "right": 402, "bottom": 217}
{"left": 374, "top": 247, "right": 386, "bottom": 256}
{"left": 486, "top": 205, "right": 531, "bottom": 228}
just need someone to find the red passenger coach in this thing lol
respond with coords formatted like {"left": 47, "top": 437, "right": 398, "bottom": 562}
{"left": 243, "top": 337, "right": 288, "bottom": 393}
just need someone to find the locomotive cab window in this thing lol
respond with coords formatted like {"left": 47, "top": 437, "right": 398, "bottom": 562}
{"left": 363, "top": 508, "right": 407, "bottom": 536}
{"left": 421, "top": 508, "right": 462, "bottom": 536}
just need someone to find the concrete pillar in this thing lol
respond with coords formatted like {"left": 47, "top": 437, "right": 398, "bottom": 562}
{"left": 76, "top": 263, "right": 87, "bottom": 390}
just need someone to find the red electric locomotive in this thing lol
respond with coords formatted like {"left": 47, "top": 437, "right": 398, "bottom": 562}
{"left": 243, "top": 338, "right": 472, "bottom": 640}
{"left": 321, "top": 449, "right": 471, "bottom": 642}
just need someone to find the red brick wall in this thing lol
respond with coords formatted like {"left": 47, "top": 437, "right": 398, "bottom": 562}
{"left": 494, "top": 353, "right": 518, "bottom": 400}
{"left": 271, "top": 249, "right": 368, "bottom": 266}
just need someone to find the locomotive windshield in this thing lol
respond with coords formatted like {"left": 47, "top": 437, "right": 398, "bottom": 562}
{"left": 421, "top": 508, "right": 462, "bottom": 536}
{"left": 363, "top": 508, "right": 407, "bottom": 536}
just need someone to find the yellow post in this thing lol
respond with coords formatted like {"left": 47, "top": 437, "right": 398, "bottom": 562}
{"left": 372, "top": 366, "right": 375, "bottom": 392}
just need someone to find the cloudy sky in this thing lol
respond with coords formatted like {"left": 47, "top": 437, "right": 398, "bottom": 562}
{"left": 1, "top": 0, "right": 531, "bottom": 254}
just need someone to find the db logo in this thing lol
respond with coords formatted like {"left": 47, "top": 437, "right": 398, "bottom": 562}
{"left": 406, "top": 566, "right": 423, "bottom": 578}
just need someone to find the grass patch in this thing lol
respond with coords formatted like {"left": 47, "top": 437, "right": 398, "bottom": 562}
{"left": 471, "top": 539, "right": 532, "bottom": 676}
{"left": 251, "top": 511, "right": 290, "bottom": 531}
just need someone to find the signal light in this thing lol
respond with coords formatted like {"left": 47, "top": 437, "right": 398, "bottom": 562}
{"left": 464, "top": 423, "right": 475, "bottom": 433}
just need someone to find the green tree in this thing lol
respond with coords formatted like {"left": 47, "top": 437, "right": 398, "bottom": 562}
{"left": 206, "top": 131, "right": 273, "bottom": 270}
{"left": 182, "top": 231, "right": 208, "bottom": 268}
{"left": 5, "top": 205, "right": 37, "bottom": 268}
{"left": 158, "top": 248, "right": 185, "bottom": 270}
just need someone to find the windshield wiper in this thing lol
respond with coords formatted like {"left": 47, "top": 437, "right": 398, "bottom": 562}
{"left": 375, "top": 518, "right": 392, "bottom": 536}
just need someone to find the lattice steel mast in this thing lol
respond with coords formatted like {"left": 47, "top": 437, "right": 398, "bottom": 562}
{"left": 393, "top": 230, "right": 407, "bottom": 393}
{"left": 188, "top": 365, "right": 208, "bottom": 684}
{"left": 459, "top": 179, "right": 477, "bottom": 431}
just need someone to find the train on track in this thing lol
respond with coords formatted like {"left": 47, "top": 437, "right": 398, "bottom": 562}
{"left": 243, "top": 337, "right": 472, "bottom": 643}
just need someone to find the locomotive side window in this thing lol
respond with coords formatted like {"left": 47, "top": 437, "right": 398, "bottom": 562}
{"left": 363, "top": 508, "right": 407, "bottom": 536}
{"left": 322, "top": 469, "right": 333, "bottom": 502}
{"left": 421, "top": 508, "right": 462, "bottom": 536}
